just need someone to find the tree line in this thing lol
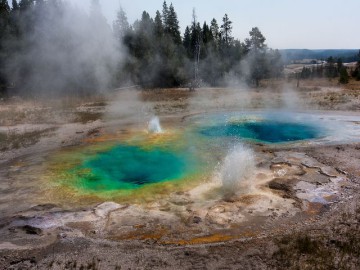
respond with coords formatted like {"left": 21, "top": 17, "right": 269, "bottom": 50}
{"left": 296, "top": 52, "right": 360, "bottom": 84}
{"left": 1, "top": 0, "right": 285, "bottom": 97}
{"left": 115, "top": 1, "right": 284, "bottom": 88}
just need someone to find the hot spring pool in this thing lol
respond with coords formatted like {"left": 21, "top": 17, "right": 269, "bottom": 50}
{"left": 47, "top": 136, "right": 204, "bottom": 199}
{"left": 199, "top": 121, "right": 322, "bottom": 143}
{"left": 191, "top": 112, "right": 326, "bottom": 144}
{"left": 74, "top": 145, "right": 188, "bottom": 191}
{"left": 44, "top": 111, "right": 342, "bottom": 200}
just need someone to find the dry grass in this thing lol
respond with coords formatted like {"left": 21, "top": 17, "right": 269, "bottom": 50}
{"left": 272, "top": 206, "right": 360, "bottom": 270}
{"left": 140, "top": 88, "right": 195, "bottom": 102}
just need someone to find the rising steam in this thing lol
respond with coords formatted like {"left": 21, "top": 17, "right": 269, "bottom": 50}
{"left": 6, "top": 1, "right": 122, "bottom": 97}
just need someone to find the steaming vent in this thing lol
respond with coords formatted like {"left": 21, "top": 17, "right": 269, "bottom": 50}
{"left": 148, "top": 116, "right": 163, "bottom": 134}
{"left": 220, "top": 144, "right": 256, "bottom": 198}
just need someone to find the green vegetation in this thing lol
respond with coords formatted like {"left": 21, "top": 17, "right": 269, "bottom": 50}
{"left": 351, "top": 50, "right": 360, "bottom": 81}
{"left": 339, "top": 66, "right": 349, "bottom": 84}
{"left": 1, "top": 0, "right": 357, "bottom": 94}
{"left": 117, "top": 2, "right": 283, "bottom": 88}
{"left": 281, "top": 49, "right": 360, "bottom": 64}
{"left": 0, "top": 0, "right": 283, "bottom": 98}
{"left": 296, "top": 50, "right": 360, "bottom": 84}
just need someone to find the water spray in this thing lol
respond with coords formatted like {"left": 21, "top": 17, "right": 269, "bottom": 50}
{"left": 148, "top": 116, "right": 163, "bottom": 134}
{"left": 220, "top": 144, "right": 256, "bottom": 198}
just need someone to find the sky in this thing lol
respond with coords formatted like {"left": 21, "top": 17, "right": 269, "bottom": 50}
{"left": 73, "top": 0, "right": 360, "bottom": 49}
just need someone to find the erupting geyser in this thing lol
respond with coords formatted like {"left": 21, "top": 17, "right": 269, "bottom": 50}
{"left": 148, "top": 116, "right": 162, "bottom": 134}
{"left": 220, "top": 144, "right": 256, "bottom": 197}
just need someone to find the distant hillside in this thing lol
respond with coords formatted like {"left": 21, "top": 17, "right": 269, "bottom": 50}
{"left": 280, "top": 49, "right": 359, "bottom": 63}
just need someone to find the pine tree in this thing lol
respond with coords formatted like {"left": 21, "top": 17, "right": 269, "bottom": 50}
{"left": 357, "top": 50, "right": 360, "bottom": 80}
{"left": 138, "top": 11, "right": 153, "bottom": 34}
{"left": 183, "top": 26, "right": 191, "bottom": 57}
{"left": 12, "top": 0, "right": 18, "bottom": 10}
{"left": 113, "top": 7, "right": 130, "bottom": 43}
{"left": 220, "top": 14, "right": 233, "bottom": 47}
{"left": 190, "top": 9, "right": 201, "bottom": 58}
{"left": 316, "top": 65, "right": 324, "bottom": 78}
{"left": 339, "top": 66, "right": 349, "bottom": 84}
{"left": 0, "top": 0, "right": 10, "bottom": 31}
{"left": 325, "top": 56, "right": 337, "bottom": 79}
{"left": 0, "top": 0, "right": 10, "bottom": 13}
{"left": 18, "top": 0, "right": 33, "bottom": 11}
{"left": 202, "top": 22, "right": 212, "bottom": 44}
{"left": 154, "top": 10, "right": 163, "bottom": 38}
{"left": 246, "top": 27, "right": 266, "bottom": 51}
{"left": 210, "top": 18, "right": 219, "bottom": 50}
{"left": 162, "top": 1, "right": 169, "bottom": 31}
{"left": 245, "top": 27, "right": 268, "bottom": 86}
{"left": 0, "top": 0, "right": 10, "bottom": 93}
{"left": 337, "top": 58, "right": 343, "bottom": 73}
{"left": 166, "top": 3, "right": 181, "bottom": 44}
{"left": 210, "top": 19, "right": 219, "bottom": 40}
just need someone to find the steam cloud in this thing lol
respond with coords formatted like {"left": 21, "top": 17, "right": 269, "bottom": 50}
{"left": 6, "top": 1, "right": 121, "bottom": 97}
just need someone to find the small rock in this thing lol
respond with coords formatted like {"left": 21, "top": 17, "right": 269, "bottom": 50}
{"left": 94, "top": 202, "right": 126, "bottom": 218}
{"left": 21, "top": 225, "right": 43, "bottom": 235}
{"left": 169, "top": 196, "right": 192, "bottom": 206}
{"left": 192, "top": 216, "right": 202, "bottom": 224}
{"left": 209, "top": 205, "right": 225, "bottom": 213}
{"left": 30, "top": 204, "right": 58, "bottom": 211}
{"left": 336, "top": 168, "right": 348, "bottom": 175}
{"left": 184, "top": 251, "right": 191, "bottom": 256}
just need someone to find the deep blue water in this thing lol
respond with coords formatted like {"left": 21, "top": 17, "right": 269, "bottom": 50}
{"left": 199, "top": 121, "right": 321, "bottom": 143}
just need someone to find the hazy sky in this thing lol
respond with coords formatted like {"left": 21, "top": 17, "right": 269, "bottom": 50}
{"left": 73, "top": 0, "right": 360, "bottom": 49}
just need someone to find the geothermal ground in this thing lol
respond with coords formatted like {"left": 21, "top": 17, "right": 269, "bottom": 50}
{"left": 0, "top": 79, "right": 360, "bottom": 269}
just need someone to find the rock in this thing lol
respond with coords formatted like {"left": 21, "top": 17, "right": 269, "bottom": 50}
{"left": 169, "top": 196, "right": 193, "bottom": 206}
{"left": 301, "top": 158, "right": 323, "bottom": 169}
{"left": 30, "top": 204, "right": 58, "bottom": 211}
{"left": 20, "top": 225, "right": 43, "bottom": 235}
{"left": 192, "top": 216, "right": 202, "bottom": 224}
{"left": 209, "top": 205, "right": 225, "bottom": 213}
{"left": 294, "top": 181, "right": 316, "bottom": 191}
{"left": 301, "top": 170, "right": 330, "bottom": 184}
{"left": 268, "top": 181, "right": 291, "bottom": 192}
{"left": 205, "top": 213, "right": 230, "bottom": 226}
{"left": 270, "top": 163, "right": 306, "bottom": 177}
{"left": 94, "top": 202, "right": 126, "bottom": 218}
{"left": 268, "top": 178, "right": 298, "bottom": 193}
{"left": 319, "top": 166, "right": 338, "bottom": 177}
{"left": 336, "top": 168, "right": 348, "bottom": 175}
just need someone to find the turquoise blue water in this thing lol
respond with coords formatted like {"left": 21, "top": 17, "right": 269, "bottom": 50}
{"left": 199, "top": 121, "right": 322, "bottom": 143}
{"left": 75, "top": 145, "right": 188, "bottom": 191}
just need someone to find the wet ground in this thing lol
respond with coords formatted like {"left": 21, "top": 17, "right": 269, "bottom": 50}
{"left": 0, "top": 80, "right": 360, "bottom": 269}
